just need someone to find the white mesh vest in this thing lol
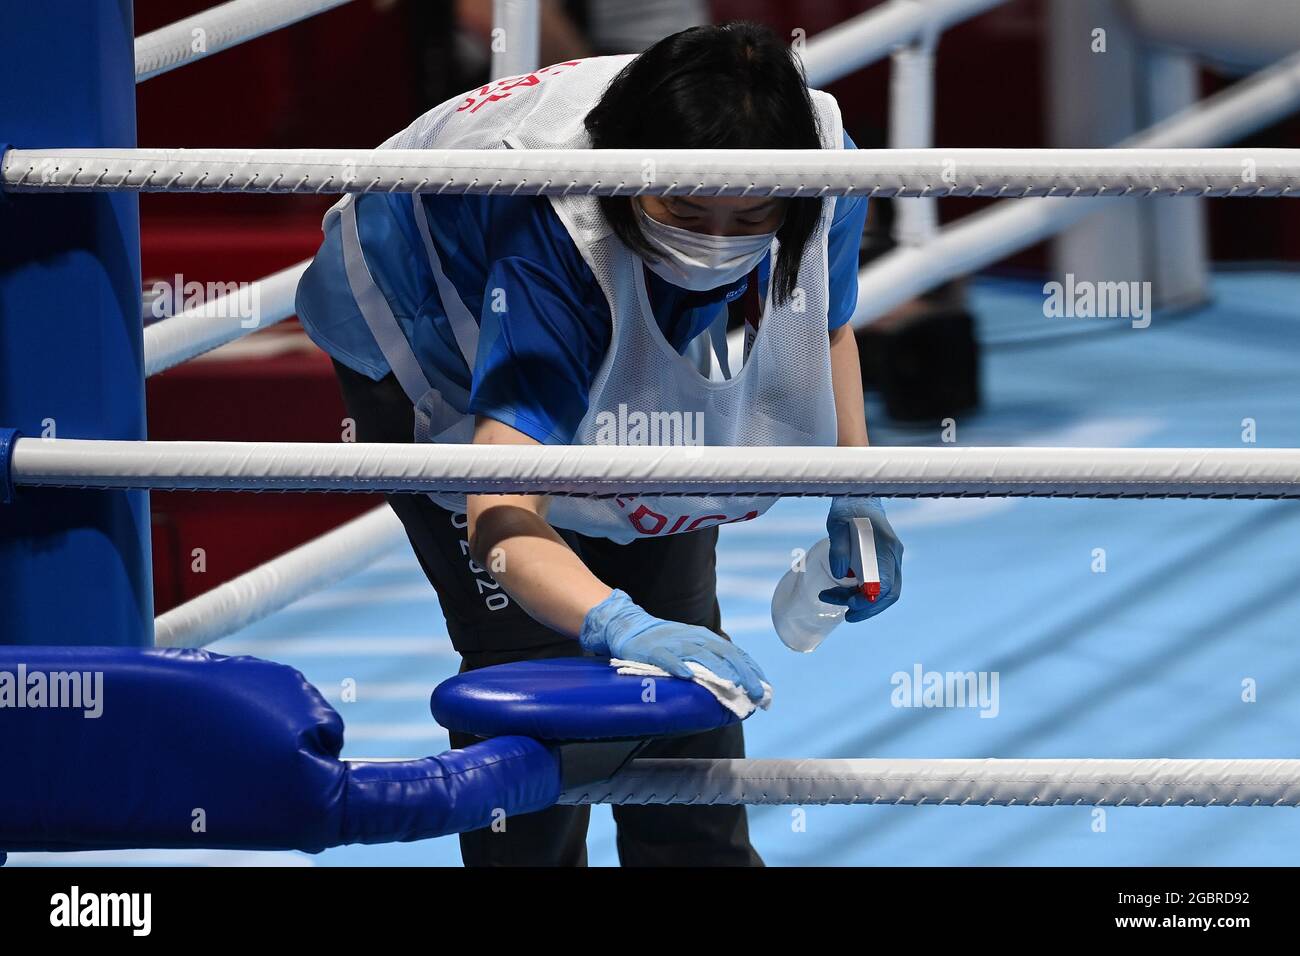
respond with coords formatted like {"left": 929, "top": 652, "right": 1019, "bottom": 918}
{"left": 358, "top": 56, "right": 843, "bottom": 544}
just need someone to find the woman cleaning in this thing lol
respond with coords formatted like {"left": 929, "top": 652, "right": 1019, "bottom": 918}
{"left": 296, "top": 21, "right": 904, "bottom": 867}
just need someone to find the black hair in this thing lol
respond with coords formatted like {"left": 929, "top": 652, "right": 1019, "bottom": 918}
{"left": 583, "top": 21, "right": 823, "bottom": 306}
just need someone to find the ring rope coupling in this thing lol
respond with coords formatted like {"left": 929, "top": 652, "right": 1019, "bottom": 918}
{"left": 0, "top": 428, "right": 21, "bottom": 504}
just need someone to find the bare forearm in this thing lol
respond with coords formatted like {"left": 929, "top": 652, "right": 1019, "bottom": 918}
{"left": 464, "top": 416, "right": 612, "bottom": 637}
{"left": 467, "top": 495, "right": 612, "bottom": 636}
{"left": 829, "top": 322, "right": 870, "bottom": 447}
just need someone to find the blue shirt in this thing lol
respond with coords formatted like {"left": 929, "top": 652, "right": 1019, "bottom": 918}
{"left": 296, "top": 131, "right": 867, "bottom": 445}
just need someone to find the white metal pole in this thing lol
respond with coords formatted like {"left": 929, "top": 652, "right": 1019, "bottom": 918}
{"left": 491, "top": 0, "right": 541, "bottom": 80}
{"left": 889, "top": 10, "right": 940, "bottom": 246}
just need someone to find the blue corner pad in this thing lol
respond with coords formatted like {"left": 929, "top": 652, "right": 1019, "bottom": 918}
{"left": 0, "top": 428, "right": 21, "bottom": 504}
{"left": 431, "top": 657, "right": 741, "bottom": 742}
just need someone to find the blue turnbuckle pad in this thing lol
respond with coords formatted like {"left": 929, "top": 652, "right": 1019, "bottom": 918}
{"left": 431, "top": 656, "right": 740, "bottom": 742}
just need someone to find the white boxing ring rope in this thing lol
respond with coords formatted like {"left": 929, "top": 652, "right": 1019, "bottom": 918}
{"left": 799, "top": 0, "right": 1008, "bottom": 89}
{"left": 561, "top": 759, "right": 1300, "bottom": 808}
{"left": 12, "top": 440, "right": 1300, "bottom": 497}
{"left": 154, "top": 505, "right": 406, "bottom": 649}
{"left": 143, "top": 259, "right": 308, "bottom": 376}
{"left": 134, "top": 0, "right": 355, "bottom": 82}
{"left": 3, "top": 147, "right": 1299, "bottom": 199}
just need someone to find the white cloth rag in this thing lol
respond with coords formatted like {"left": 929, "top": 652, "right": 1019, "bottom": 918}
{"left": 610, "top": 658, "right": 773, "bottom": 718}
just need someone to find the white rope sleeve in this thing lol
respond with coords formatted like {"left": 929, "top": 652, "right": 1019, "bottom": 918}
{"left": 560, "top": 758, "right": 1300, "bottom": 807}
{"left": 134, "top": 0, "right": 355, "bottom": 82}
{"left": 143, "top": 260, "right": 308, "bottom": 376}
{"left": 153, "top": 505, "right": 405, "bottom": 649}
{"left": 3, "top": 148, "right": 1297, "bottom": 198}
{"left": 11, "top": 441, "right": 1300, "bottom": 497}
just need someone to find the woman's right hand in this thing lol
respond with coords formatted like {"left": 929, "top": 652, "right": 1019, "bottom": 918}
{"left": 578, "top": 590, "right": 768, "bottom": 703}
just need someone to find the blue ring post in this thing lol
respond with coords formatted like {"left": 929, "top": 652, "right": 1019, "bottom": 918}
{"left": 0, "top": 2, "right": 151, "bottom": 646}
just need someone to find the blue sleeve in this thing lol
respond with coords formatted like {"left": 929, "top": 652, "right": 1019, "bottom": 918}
{"left": 827, "top": 130, "right": 868, "bottom": 331}
{"left": 468, "top": 203, "right": 612, "bottom": 445}
{"left": 295, "top": 194, "right": 433, "bottom": 383}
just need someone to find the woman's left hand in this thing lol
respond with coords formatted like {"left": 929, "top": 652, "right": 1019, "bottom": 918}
{"left": 819, "top": 496, "right": 904, "bottom": 623}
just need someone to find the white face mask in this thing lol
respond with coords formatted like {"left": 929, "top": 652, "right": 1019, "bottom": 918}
{"left": 635, "top": 203, "right": 777, "bottom": 291}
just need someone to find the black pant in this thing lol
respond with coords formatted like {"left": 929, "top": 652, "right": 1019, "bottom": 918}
{"left": 332, "top": 360, "right": 763, "bottom": 867}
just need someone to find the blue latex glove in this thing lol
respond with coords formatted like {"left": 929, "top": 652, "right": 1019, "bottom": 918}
{"left": 819, "top": 496, "right": 904, "bottom": 623}
{"left": 579, "top": 589, "right": 768, "bottom": 703}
